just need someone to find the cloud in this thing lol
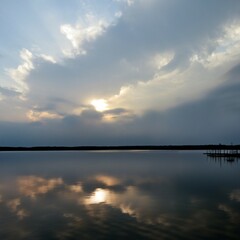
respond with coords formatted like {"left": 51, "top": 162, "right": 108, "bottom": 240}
{"left": 1, "top": 72, "right": 240, "bottom": 146}
{"left": 6, "top": 49, "right": 34, "bottom": 93}
{"left": 21, "top": 1, "right": 240, "bottom": 114}
{"left": 108, "top": 64, "right": 218, "bottom": 113}
{"left": 60, "top": 14, "right": 109, "bottom": 57}
{"left": 40, "top": 54, "right": 57, "bottom": 64}
{"left": 0, "top": 86, "right": 20, "bottom": 98}
{"left": 27, "top": 68, "right": 240, "bottom": 144}
{"left": 114, "top": 0, "right": 135, "bottom": 7}
{"left": 1, "top": 0, "right": 240, "bottom": 144}
{"left": 191, "top": 23, "right": 240, "bottom": 69}
{"left": 26, "top": 109, "right": 63, "bottom": 121}
{"left": 4, "top": 48, "right": 57, "bottom": 97}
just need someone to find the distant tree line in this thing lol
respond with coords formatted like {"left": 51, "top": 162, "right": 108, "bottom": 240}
{"left": 0, "top": 144, "right": 240, "bottom": 151}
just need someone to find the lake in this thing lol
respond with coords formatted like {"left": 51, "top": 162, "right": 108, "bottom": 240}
{"left": 0, "top": 151, "right": 239, "bottom": 239}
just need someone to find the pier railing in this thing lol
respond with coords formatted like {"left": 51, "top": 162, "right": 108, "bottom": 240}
{"left": 205, "top": 147, "right": 240, "bottom": 163}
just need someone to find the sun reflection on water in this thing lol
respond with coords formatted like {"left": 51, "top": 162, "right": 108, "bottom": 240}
{"left": 85, "top": 188, "right": 110, "bottom": 204}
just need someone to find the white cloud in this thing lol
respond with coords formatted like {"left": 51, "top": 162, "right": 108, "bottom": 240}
{"left": 6, "top": 49, "right": 34, "bottom": 93}
{"left": 127, "top": 0, "right": 134, "bottom": 6}
{"left": 152, "top": 52, "right": 174, "bottom": 70}
{"left": 115, "top": 11, "right": 123, "bottom": 18}
{"left": 114, "top": 0, "right": 135, "bottom": 6}
{"left": 5, "top": 49, "right": 57, "bottom": 95}
{"left": 191, "top": 23, "right": 240, "bottom": 69}
{"left": 108, "top": 62, "right": 223, "bottom": 113}
{"left": 60, "top": 15, "right": 109, "bottom": 57}
{"left": 103, "top": 21, "right": 240, "bottom": 114}
{"left": 40, "top": 54, "right": 57, "bottom": 63}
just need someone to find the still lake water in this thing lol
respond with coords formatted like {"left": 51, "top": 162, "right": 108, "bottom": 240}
{"left": 0, "top": 151, "right": 239, "bottom": 240}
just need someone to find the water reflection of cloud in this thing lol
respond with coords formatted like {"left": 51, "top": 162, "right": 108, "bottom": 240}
{"left": 68, "top": 183, "right": 83, "bottom": 193}
{"left": 7, "top": 198, "right": 29, "bottom": 220}
{"left": 230, "top": 189, "right": 240, "bottom": 202}
{"left": 0, "top": 173, "right": 239, "bottom": 239}
{"left": 95, "top": 175, "right": 121, "bottom": 186}
{"left": 16, "top": 208, "right": 29, "bottom": 220}
{"left": 218, "top": 204, "right": 240, "bottom": 223}
{"left": 7, "top": 198, "right": 21, "bottom": 211}
{"left": 18, "top": 176, "right": 63, "bottom": 199}
{"left": 83, "top": 185, "right": 158, "bottom": 224}
{"left": 63, "top": 213, "right": 82, "bottom": 223}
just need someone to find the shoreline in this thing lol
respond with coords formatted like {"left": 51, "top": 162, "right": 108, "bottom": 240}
{"left": 0, "top": 145, "right": 240, "bottom": 152}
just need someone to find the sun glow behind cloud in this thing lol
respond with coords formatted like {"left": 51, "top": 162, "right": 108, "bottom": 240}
{"left": 91, "top": 99, "right": 108, "bottom": 112}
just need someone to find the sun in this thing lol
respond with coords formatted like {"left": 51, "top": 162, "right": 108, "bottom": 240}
{"left": 91, "top": 99, "right": 108, "bottom": 112}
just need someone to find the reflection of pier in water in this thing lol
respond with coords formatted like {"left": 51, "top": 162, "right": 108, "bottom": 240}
{"left": 205, "top": 148, "right": 240, "bottom": 165}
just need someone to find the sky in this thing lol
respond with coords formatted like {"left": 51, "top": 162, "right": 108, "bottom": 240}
{"left": 1, "top": 0, "right": 240, "bottom": 146}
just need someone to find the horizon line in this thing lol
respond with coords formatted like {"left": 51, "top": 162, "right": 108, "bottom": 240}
{"left": 0, "top": 144, "right": 240, "bottom": 152}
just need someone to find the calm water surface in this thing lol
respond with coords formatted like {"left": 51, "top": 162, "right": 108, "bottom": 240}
{"left": 0, "top": 151, "right": 239, "bottom": 240}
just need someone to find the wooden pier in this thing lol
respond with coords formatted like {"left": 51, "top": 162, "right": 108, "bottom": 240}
{"left": 205, "top": 147, "right": 240, "bottom": 163}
